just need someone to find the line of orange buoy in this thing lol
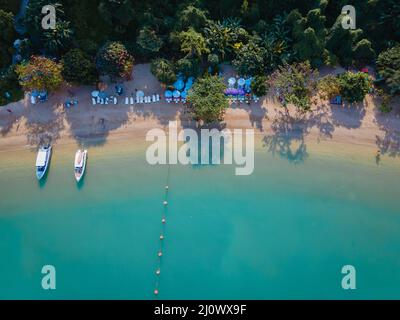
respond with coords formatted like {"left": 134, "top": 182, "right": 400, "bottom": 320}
{"left": 153, "top": 164, "right": 171, "bottom": 298}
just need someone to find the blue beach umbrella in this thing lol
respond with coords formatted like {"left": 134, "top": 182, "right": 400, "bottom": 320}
{"left": 173, "top": 90, "right": 181, "bottom": 98}
{"left": 180, "top": 91, "right": 187, "bottom": 99}
{"left": 174, "top": 79, "right": 185, "bottom": 91}
{"left": 185, "top": 82, "right": 193, "bottom": 91}
{"left": 164, "top": 90, "right": 173, "bottom": 98}
{"left": 98, "top": 91, "right": 107, "bottom": 99}
{"left": 31, "top": 90, "right": 39, "bottom": 97}
{"left": 238, "top": 78, "right": 245, "bottom": 87}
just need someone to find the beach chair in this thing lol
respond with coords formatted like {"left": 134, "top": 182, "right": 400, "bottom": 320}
{"left": 156, "top": 94, "right": 160, "bottom": 102}
{"left": 113, "top": 97, "right": 118, "bottom": 105}
{"left": 125, "top": 97, "right": 129, "bottom": 104}
{"left": 135, "top": 97, "right": 139, "bottom": 104}
{"left": 100, "top": 99, "right": 104, "bottom": 105}
{"left": 105, "top": 97, "right": 109, "bottom": 104}
{"left": 139, "top": 96, "right": 144, "bottom": 104}
{"left": 130, "top": 97, "right": 134, "bottom": 105}
{"left": 92, "top": 97, "right": 96, "bottom": 106}
{"left": 152, "top": 95, "right": 156, "bottom": 102}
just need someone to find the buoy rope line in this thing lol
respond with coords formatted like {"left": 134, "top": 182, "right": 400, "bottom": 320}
{"left": 153, "top": 163, "right": 171, "bottom": 298}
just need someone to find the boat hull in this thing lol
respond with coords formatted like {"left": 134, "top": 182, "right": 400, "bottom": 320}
{"left": 35, "top": 146, "right": 52, "bottom": 180}
{"left": 74, "top": 150, "right": 87, "bottom": 183}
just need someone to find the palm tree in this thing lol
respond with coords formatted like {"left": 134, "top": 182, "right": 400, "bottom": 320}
{"left": 179, "top": 28, "right": 209, "bottom": 60}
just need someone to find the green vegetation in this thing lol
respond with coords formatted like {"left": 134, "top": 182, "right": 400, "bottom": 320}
{"left": 377, "top": 46, "right": 400, "bottom": 95}
{"left": 16, "top": 56, "right": 63, "bottom": 92}
{"left": 271, "top": 62, "right": 319, "bottom": 112}
{"left": 96, "top": 42, "right": 134, "bottom": 80}
{"left": 0, "top": 66, "right": 23, "bottom": 106}
{"left": 0, "top": 0, "right": 398, "bottom": 118}
{"left": 61, "top": 49, "right": 98, "bottom": 85}
{"left": 338, "top": 72, "right": 372, "bottom": 103}
{"left": 0, "top": 9, "right": 16, "bottom": 69}
{"left": 251, "top": 75, "right": 269, "bottom": 97}
{"left": 150, "top": 58, "right": 176, "bottom": 86}
{"left": 188, "top": 75, "right": 228, "bottom": 123}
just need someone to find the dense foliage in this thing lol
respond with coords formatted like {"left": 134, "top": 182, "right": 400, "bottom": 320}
{"left": 96, "top": 42, "right": 134, "bottom": 80}
{"left": 0, "top": 65, "right": 23, "bottom": 106}
{"left": 61, "top": 49, "right": 98, "bottom": 85}
{"left": 188, "top": 75, "right": 228, "bottom": 123}
{"left": 377, "top": 46, "right": 400, "bottom": 95}
{"left": 150, "top": 58, "right": 176, "bottom": 85}
{"left": 16, "top": 56, "right": 63, "bottom": 92}
{"left": 337, "top": 72, "right": 372, "bottom": 103}
{"left": 271, "top": 62, "right": 319, "bottom": 112}
{"left": 0, "top": 0, "right": 398, "bottom": 106}
{"left": 0, "top": 9, "right": 16, "bottom": 69}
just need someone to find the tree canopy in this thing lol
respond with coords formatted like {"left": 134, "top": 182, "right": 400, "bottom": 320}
{"left": 188, "top": 75, "right": 228, "bottom": 123}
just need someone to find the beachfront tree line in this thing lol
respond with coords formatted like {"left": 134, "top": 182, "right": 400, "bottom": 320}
{"left": 0, "top": 0, "right": 399, "bottom": 120}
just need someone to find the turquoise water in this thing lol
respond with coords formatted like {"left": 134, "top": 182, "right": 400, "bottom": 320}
{"left": 0, "top": 140, "right": 399, "bottom": 299}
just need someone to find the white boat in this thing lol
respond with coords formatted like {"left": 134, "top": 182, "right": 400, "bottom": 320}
{"left": 36, "top": 145, "right": 52, "bottom": 180}
{"left": 74, "top": 149, "right": 87, "bottom": 182}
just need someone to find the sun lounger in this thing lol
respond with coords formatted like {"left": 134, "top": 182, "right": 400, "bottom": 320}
{"left": 139, "top": 96, "right": 144, "bottom": 104}
{"left": 135, "top": 97, "right": 139, "bottom": 104}
{"left": 113, "top": 97, "right": 117, "bottom": 104}
{"left": 92, "top": 97, "right": 96, "bottom": 105}
{"left": 156, "top": 94, "right": 160, "bottom": 102}
{"left": 105, "top": 97, "right": 109, "bottom": 104}
{"left": 130, "top": 97, "right": 134, "bottom": 105}
{"left": 100, "top": 99, "right": 104, "bottom": 105}
{"left": 97, "top": 97, "right": 101, "bottom": 104}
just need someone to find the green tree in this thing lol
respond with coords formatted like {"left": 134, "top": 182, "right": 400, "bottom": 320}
{"left": 177, "top": 5, "right": 209, "bottom": 31}
{"left": 61, "top": 49, "right": 98, "bottom": 85}
{"left": 251, "top": 75, "right": 268, "bottom": 97}
{"left": 150, "top": 58, "right": 176, "bottom": 85}
{"left": 287, "top": 8, "right": 327, "bottom": 67}
{"left": 353, "top": 39, "right": 375, "bottom": 66}
{"left": 175, "top": 58, "right": 199, "bottom": 78}
{"left": 178, "top": 28, "right": 209, "bottom": 60}
{"left": 271, "top": 61, "right": 319, "bottom": 113}
{"left": 338, "top": 72, "right": 372, "bottom": 103}
{"left": 96, "top": 41, "right": 134, "bottom": 80}
{"left": 0, "top": 65, "right": 24, "bottom": 106}
{"left": 136, "top": 27, "right": 163, "bottom": 54}
{"left": 318, "top": 74, "right": 342, "bottom": 100}
{"left": 188, "top": 75, "right": 228, "bottom": 123}
{"left": 377, "top": 46, "right": 400, "bottom": 95}
{"left": 0, "top": 9, "right": 15, "bottom": 69}
{"left": 16, "top": 56, "right": 63, "bottom": 92}
{"left": 203, "top": 21, "right": 234, "bottom": 62}
{"left": 43, "top": 20, "right": 74, "bottom": 56}
{"left": 232, "top": 40, "right": 265, "bottom": 76}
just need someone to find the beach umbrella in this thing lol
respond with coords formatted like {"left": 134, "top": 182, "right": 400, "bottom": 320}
{"left": 187, "top": 77, "right": 194, "bottom": 84}
{"left": 180, "top": 91, "right": 187, "bottom": 99}
{"left": 136, "top": 90, "right": 145, "bottom": 98}
{"left": 228, "top": 77, "right": 236, "bottom": 87}
{"left": 185, "top": 82, "right": 193, "bottom": 91}
{"left": 237, "top": 89, "right": 245, "bottom": 95}
{"left": 164, "top": 90, "right": 173, "bottom": 98}
{"left": 173, "top": 90, "right": 181, "bottom": 98}
{"left": 245, "top": 78, "right": 252, "bottom": 88}
{"left": 238, "top": 78, "right": 245, "bottom": 87}
{"left": 31, "top": 90, "right": 39, "bottom": 97}
{"left": 91, "top": 90, "right": 99, "bottom": 98}
{"left": 174, "top": 79, "right": 184, "bottom": 91}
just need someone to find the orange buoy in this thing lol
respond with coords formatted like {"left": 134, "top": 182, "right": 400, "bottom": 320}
{"left": 154, "top": 289, "right": 159, "bottom": 295}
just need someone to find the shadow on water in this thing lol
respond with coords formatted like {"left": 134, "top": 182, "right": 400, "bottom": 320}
{"left": 37, "top": 165, "right": 50, "bottom": 189}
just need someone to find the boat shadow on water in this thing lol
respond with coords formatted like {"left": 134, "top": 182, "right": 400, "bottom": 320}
{"left": 37, "top": 166, "right": 50, "bottom": 189}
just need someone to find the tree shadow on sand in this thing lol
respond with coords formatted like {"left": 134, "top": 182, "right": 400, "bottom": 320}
{"left": 329, "top": 101, "right": 366, "bottom": 129}
{"left": 373, "top": 97, "right": 400, "bottom": 157}
{"left": 263, "top": 108, "right": 335, "bottom": 164}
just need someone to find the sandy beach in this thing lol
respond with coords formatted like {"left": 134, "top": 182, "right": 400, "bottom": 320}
{"left": 1, "top": 64, "right": 399, "bottom": 163}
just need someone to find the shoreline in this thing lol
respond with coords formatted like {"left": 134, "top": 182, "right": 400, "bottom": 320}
{"left": 1, "top": 64, "right": 399, "bottom": 167}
